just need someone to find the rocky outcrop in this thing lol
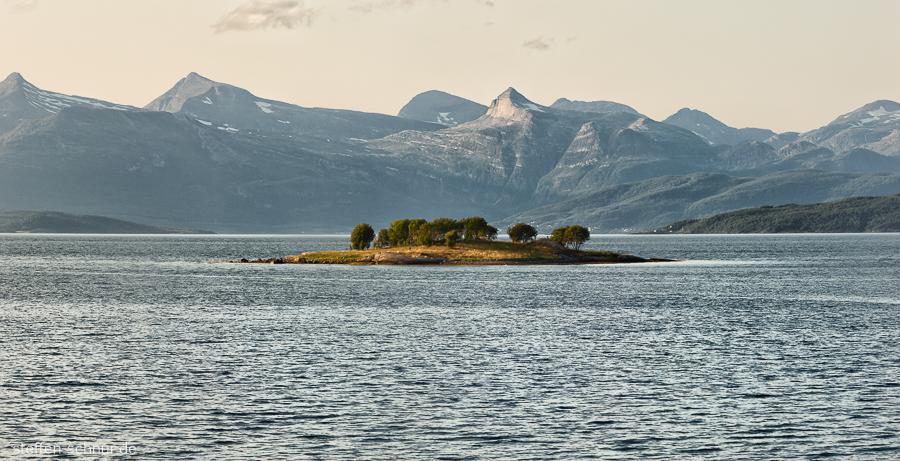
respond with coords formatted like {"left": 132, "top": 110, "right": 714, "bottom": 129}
{"left": 365, "top": 252, "right": 448, "bottom": 265}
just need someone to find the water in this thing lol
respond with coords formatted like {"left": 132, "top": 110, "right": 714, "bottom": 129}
{"left": 0, "top": 234, "right": 898, "bottom": 460}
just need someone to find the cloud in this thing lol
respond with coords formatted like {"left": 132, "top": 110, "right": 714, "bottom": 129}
{"left": 351, "top": 0, "right": 428, "bottom": 14}
{"left": 5, "top": 0, "right": 39, "bottom": 11}
{"left": 351, "top": 0, "right": 492, "bottom": 14}
{"left": 522, "top": 36, "right": 552, "bottom": 51}
{"left": 214, "top": 1, "right": 316, "bottom": 33}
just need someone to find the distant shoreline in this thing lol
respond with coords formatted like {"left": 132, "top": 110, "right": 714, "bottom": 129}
{"left": 0, "top": 210, "right": 214, "bottom": 234}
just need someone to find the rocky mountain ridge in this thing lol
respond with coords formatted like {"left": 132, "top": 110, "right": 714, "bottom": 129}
{"left": 663, "top": 108, "right": 775, "bottom": 146}
{"left": 0, "top": 71, "right": 898, "bottom": 232}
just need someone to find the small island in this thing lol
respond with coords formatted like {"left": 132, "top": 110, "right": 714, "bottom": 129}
{"left": 0, "top": 210, "right": 214, "bottom": 234}
{"left": 232, "top": 218, "right": 671, "bottom": 265}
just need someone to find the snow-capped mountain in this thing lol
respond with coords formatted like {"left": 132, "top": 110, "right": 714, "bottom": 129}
{"left": 549, "top": 98, "right": 643, "bottom": 117}
{"left": 1, "top": 71, "right": 899, "bottom": 232}
{"left": 799, "top": 100, "right": 900, "bottom": 156}
{"left": 145, "top": 72, "right": 441, "bottom": 142}
{"left": 663, "top": 108, "right": 775, "bottom": 146}
{"left": 397, "top": 90, "right": 488, "bottom": 126}
{"left": 0, "top": 72, "right": 138, "bottom": 134}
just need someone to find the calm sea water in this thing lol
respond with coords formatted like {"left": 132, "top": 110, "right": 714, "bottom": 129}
{"left": 0, "top": 234, "right": 898, "bottom": 460}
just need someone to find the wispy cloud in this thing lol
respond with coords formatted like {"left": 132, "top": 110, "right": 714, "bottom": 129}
{"left": 351, "top": 0, "right": 492, "bottom": 14}
{"left": 214, "top": 1, "right": 316, "bottom": 33}
{"left": 351, "top": 0, "right": 429, "bottom": 14}
{"left": 523, "top": 36, "right": 553, "bottom": 51}
{"left": 5, "top": 0, "right": 39, "bottom": 12}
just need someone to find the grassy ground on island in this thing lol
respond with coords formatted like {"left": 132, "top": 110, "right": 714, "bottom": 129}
{"left": 271, "top": 240, "right": 627, "bottom": 265}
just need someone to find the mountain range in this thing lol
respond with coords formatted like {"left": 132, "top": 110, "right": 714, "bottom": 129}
{"left": 1, "top": 71, "right": 899, "bottom": 233}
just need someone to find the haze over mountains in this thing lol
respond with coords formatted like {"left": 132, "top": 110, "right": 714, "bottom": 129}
{"left": 1, "top": 71, "right": 899, "bottom": 233}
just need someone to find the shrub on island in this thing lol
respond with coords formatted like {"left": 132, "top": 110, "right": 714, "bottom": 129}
{"left": 507, "top": 223, "right": 538, "bottom": 243}
{"left": 350, "top": 223, "right": 376, "bottom": 250}
{"left": 549, "top": 225, "right": 590, "bottom": 250}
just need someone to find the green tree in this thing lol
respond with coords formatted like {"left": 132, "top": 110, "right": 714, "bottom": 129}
{"left": 445, "top": 230, "right": 460, "bottom": 247}
{"left": 388, "top": 219, "right": 411, "bottom": 246}
{"left": 374, "top": 228, "right": 390, "bottom": 248}
{"left": 350, "top": 223, "right": 376, "bottom": 250}
{"left": 416, "top": 222, "right": 436, "bottom": 246}
{"left": 462, "top": 217, "right": 486, "bottom": 241}
{"left": 430, "top": 217, "right": 460, "bottom": 235}
{"left": 407, "top": 218, "right": 427, "bottom": 244}
{"left": 480, "top": 224, "right": 499, "bottom": 241}
{"left": 461, "top": 217, "right": 499, "bottom": 241}
{"left": 549, "top": 226, "right": 568, "bottom": 246}
{"left": 549, "top": 225, "right": 590, "bottom": 249}
{"left": 507, "top": 223, "right": 538, "bottom": 243}
{"left": 564, "top": 225, "right": 590, "bottom": 250}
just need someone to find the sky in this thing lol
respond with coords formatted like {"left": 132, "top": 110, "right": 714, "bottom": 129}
{"left": 1, "top": 0, "right": 898, "bottom": 133}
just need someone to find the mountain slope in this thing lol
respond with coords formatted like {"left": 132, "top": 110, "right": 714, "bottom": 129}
{"left": 650, "top": 194, "right": 900, "bottom": 233}
{"left": 550, "top": 98, "right": 643, "bottom": 116}
{"left": 145, "top": 72, "right": 443, "bottom": 142}
{"left": 798, "top": 100, "right": 900, "bottom": 156}
{"left": 496, "top": 170, "right": 900, "bottom": 233}
{"left": 663, "top": 108, "right": 775, "bottom": 146}
{"left": 397, "top": 90, "right": 488, "bottom": 125}
{"left": 0, "top": 104, "right": 499, "bottom": 232}
{"left": 372, "top": 87, "right": 719, "bottom": 208}
{"left": 0, "top": 72, "right": 137, "bottom": 135}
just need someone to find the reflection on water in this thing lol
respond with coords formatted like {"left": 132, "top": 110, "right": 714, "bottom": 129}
{"left": 1, "top": 234, "right": 899, "bottom": 459}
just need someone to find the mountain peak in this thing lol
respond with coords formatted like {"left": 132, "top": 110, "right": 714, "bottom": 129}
{"left": 486, "top": 87, "right": 547, "bottom": 121}
{"left": 0, "top": 72, "right": 29, "bottom": 98}
{"left": 664, "top": 107, "right": 774, "bottom": 146}
{"left": 828, "top": 99, "right": 900, "bottom": 127}
{"left": 183, "top": 72, "right": 217, "bottom": 86}
{"left": 397, "top": 90, "right": 487, "bottom": 125}
{"left": 2, "top": 72, "right": 25, "bottom": 85}
{"left": 859, "top": 99, "right": 900, "bottom": 113}
{"left": 145, "top": 72, "right": 221, "bottom": 112}
{"left": 550, "top": 98, "right": 643, "bottom": 116}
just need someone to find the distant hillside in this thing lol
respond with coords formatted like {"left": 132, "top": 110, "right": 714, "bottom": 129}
{"left": 646, "top": 195, "right": 900, "bottom": 234}
{"left": 496, "top": 170, "right": 900, "bottom": 233}
{"left": 0, "top": 210, "right": 213, "bottom": 234}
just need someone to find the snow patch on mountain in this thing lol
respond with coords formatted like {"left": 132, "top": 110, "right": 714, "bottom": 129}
{"left": 20, "top": 81, "right": 131, "bottom": 114}
{"left": 853, "top": 107, "right": 900, "bottom": 127}
{"left": 255, "top": 101, "right": 273, "bottom": 114}
{"left": 521, "top": 103, "right": 545, "bottom": 113}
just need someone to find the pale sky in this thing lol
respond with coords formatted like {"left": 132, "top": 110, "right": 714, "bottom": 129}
{"left": 2, "top": 0, "right": 898, "bottom": 133}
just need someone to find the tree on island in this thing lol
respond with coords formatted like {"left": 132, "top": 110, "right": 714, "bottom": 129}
{"left": 366, "top": 217, "right": 499, "bottom": 248}
{"left": 507, "top": 223, "right": 538, "bottom": 243}
{"left": 461, "top": 217, "right": 498, "bottom": 241}
{"left": 445, "top": 230, "right": 460, "bottom": 247}
{"left": 350, "top": 223, "right": 376, "bottom": 250}
{"left": 374, "top": 228, "right": 390, "bottom": 248}
{"left": 550, "top": 225, "right": 590, "bottom": 250}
